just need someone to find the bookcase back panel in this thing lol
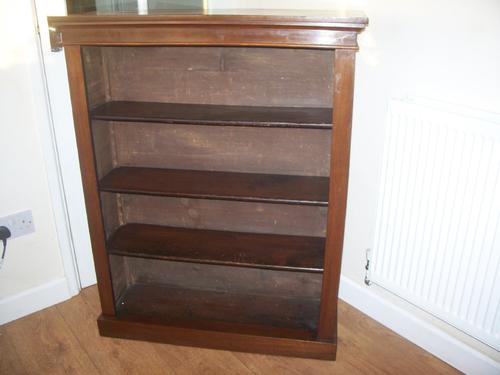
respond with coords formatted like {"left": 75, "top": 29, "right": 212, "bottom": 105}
{"left": 86, "top": 46, "right": 334, "bottom": 108}
{"left": 82, "top": 47, "right": 108, "bottom": 109}
{"left": 110, "top": 122, "right": 331, "bottom": 176}
{"left": 109, "top": 255, "right": 129, "bottom": 302}
{"left": 100, "top": 192, "right": 122, "bottom": 238}
{"left": 92, "top": 121, "right": 116, "bottom": 179}
{"left": 123, "top": 257, "right": 322, "bottom": 299}
{"left": 118, "top": 194, "right": 327, "bottom": 237}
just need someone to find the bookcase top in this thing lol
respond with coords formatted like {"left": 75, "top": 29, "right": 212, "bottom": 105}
{"left": 48, "top": 9, "right": 368, "bottom": 51}
{"left": 49, "top": 9, "right": 368, "bottom": 30}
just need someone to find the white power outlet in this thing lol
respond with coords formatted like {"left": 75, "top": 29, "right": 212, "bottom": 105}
{"left": 0, "top": 210, "right": 35, "bottom": 239}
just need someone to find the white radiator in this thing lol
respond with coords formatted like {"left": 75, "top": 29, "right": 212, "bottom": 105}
{"left": 369, "top": 99, "right": 500, "bottom": 350}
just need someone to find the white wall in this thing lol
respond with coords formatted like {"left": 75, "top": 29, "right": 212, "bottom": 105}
{"left": 0, "top": 0, "right": 73, "bottom": 322}
{"left": 211, "top": 0, "right": 500, "bottom": 367}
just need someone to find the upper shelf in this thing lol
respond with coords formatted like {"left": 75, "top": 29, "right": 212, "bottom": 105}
{"left": 91, "top": 101, "right": 332, "bottom": 129}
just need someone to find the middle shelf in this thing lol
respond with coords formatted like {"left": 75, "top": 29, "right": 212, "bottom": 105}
{"left": 99, "top": 167, "right": 330, "bottom": 206}
{"left": 107, "top": 224, "right": 325, "bottom": 272}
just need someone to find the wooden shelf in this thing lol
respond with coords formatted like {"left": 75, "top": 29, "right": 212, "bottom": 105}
{"left": 108, "top": 224, "right": 325, "bottom": 272}
{"left": 115, "top": 283, "right": 320, "bottom": 340}
{"left": 90, "top": 101, "right": 332, "bottom": 129}
{"left": 99, "top": 167, "right": 329, "bottom": 206}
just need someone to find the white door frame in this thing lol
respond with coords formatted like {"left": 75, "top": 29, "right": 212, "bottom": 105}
{"left": 32, "top": 0, "right": 97, "bottom": 289}
{"left": 31, "top": 0, "right": 211, "bottom": 293}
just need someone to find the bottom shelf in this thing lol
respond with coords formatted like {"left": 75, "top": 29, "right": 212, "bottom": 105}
{"left": 98, "top": 313, "right": 336, "bottom": 360}
{"left": 115, "top": 283, "right": 320, "bottom": 340}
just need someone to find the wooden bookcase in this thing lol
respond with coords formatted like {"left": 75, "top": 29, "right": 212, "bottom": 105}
{"left": 48, "top": 10, "right": 367, "bottom": 360}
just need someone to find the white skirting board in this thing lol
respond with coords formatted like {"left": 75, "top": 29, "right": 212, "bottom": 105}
{"left": 339, "top": 276, "right": 500, "bottom": 374}
{"left": 0, "top": 277, "right": 73, "bottom": 325}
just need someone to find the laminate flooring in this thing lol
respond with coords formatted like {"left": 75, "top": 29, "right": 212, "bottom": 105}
{"left": 0, "top": 286, "right": 458, "bottom": 374}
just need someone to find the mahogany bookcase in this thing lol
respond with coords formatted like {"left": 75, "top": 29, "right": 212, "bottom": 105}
{"left": 48, "top": 10, "right": 367, "bottom": 360}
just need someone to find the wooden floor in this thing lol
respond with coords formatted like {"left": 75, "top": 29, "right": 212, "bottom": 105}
{"left": 0, "top": 286, "right": 458, "bottom": 374}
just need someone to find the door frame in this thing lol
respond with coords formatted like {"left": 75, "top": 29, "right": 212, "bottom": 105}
{"left": 32, "top": 0, "right": 97, "bottom": 290}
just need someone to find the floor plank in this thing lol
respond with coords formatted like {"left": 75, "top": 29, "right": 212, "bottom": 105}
{"left": 3, "top": 305, "right": 99, "bottom": 375}
{"left": 153, "top": 345, "right": 255, "bottom": 375}
{"left": 0, "top": 325, "right": 28, "bottom": 375}
{"left": 57, "top": 287, "right": 176, "bottom": 375}
{"left": 0, "top": 285, "right": 459, "bottom": 375}
{"left": 336, "top": 302, "right": 456, "bottom": 375}
{"left": 234, "top": 352, "right": 365, "bottom": 375}
{"left": 82, "top": 286, "right": 254, "bottom": 375}
{"left": 233, "top": 301, "right": 459, "bottom": 375}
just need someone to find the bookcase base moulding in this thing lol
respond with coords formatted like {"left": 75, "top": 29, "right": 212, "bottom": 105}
{"left": 48, "top": 10, "right": 367, "bottom": 360}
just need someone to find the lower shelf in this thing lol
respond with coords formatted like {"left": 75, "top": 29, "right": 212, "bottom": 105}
{"left": 116, "top": 283, "right": 320, "bottom": 338}
{"left": 102, "top": 283, "right": 333, "bottom": 359}
{"left": 107, "top": 224, "right": 325, "bottom": 272}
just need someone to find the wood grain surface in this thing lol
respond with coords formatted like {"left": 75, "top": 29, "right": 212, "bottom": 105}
{"left": 318, "top": 49, "right": 356, "bottom": 340}
{"left": 64, "top": 46, "right": 116, "bottom": 316}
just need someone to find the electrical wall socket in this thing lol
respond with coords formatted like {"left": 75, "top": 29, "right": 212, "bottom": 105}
{"left": 0, "top": 210, "right": 35, "bottom": 239}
